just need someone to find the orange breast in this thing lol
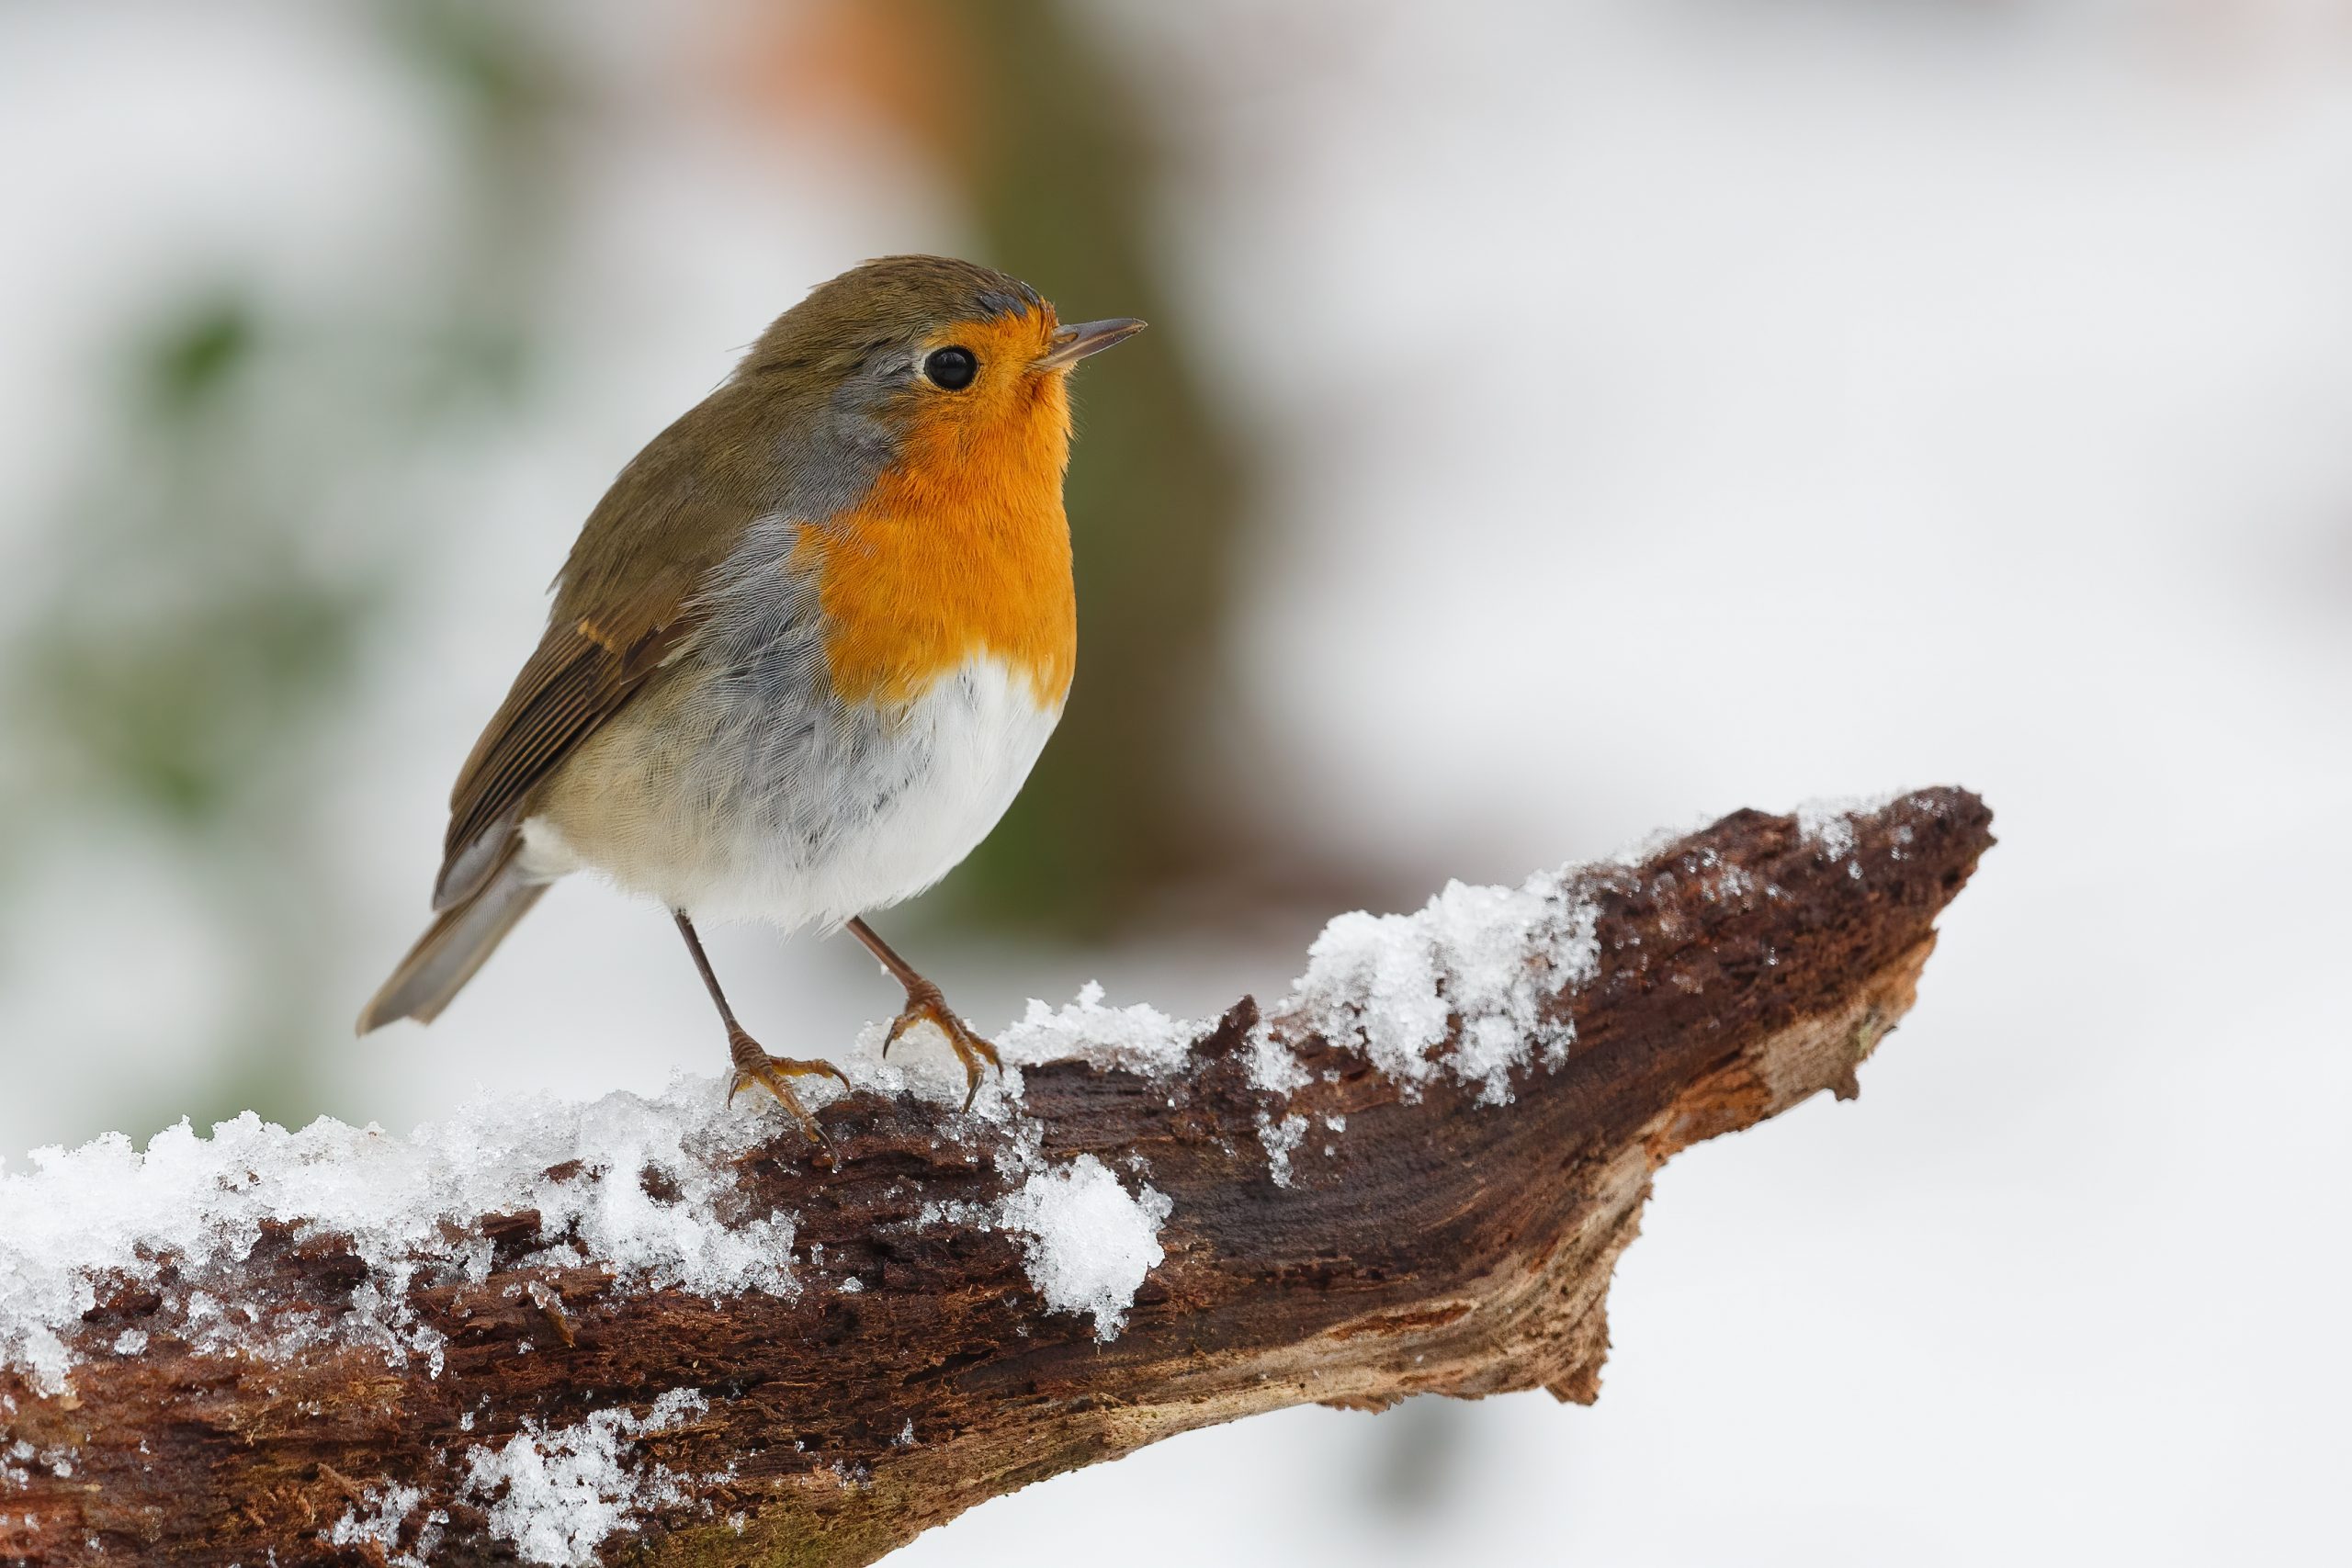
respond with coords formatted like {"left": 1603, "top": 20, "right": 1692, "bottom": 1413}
{"left": 792, "top": 315, "right": 1079, "bottom": 709}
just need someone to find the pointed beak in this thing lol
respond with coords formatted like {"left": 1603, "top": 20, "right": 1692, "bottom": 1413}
{"left": 1034, "top": 317, "right": 1147, "bottom": 370}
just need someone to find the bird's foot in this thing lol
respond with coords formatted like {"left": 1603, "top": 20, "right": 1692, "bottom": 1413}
{"left": 725, "top": 1025, "right": 851, "bottom": 1149}
{"left": 880, "top": 979, "right": 1002, "bottom": 1110}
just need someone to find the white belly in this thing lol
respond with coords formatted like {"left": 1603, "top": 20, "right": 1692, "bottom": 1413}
{"left": 522, "top": 654, "right": 1063, "bottom": 931}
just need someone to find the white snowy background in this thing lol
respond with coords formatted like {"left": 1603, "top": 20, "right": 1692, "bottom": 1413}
{"left": 3, "top": 1, "right": 2348, "bottom": 1562}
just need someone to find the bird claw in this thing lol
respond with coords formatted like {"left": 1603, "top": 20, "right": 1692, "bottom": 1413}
{"left": 878, "top": 982, "right": 1002, "bottom": 1110}
{"left": 725, "top": 1026, "right": 849, "bottom": 1150}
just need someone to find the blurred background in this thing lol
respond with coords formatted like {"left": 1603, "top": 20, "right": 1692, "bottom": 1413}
{"left": 3, "top": 0, "right": 2347, "bottom": 1561}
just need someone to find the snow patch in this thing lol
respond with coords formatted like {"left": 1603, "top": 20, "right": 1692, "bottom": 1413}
{"left": 1257, "top": 1111, "right": 1308, "bottom": 1186}
{"left": 459, "top": 1387, "right": 708, "bottom": 1567}
{"left": 0, "top": 1077, "right": 797, "bottom": 1391}
{"left": 996, "top": 981, "right": 1197, "bottom": 1078}
{"left": 1246, "top": 1021, "right": 1312, "bottom": 1096}
{"left": 1796, "top": 788, "right": 1915, "bottom": 863}
{"left": 1280, "top": 868, "right": 1600, "bottom": 1103}
{"left": 326, "top": 1482, "right": 442, "bottom": 1568}
{"left": 992, "top": 1156, "right": 1170, "bottom": 1338}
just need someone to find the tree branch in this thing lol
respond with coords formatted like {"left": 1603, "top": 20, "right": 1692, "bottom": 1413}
{"left": 0, "top": 790, "right": 1992, "bottom": 1567}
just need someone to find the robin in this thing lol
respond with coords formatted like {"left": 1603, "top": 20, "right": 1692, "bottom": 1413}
{"left": 356, "top": 255, "right": 1144, "bottom": 1142}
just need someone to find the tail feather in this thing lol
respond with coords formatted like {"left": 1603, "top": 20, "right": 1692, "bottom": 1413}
{"left": 357, "top": 844, "right": 548, "bottom": 1032}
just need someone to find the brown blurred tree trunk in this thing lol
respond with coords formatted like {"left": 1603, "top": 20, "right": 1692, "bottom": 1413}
{"left": 923, "top": 0, "right": 1259, "bottom": 932}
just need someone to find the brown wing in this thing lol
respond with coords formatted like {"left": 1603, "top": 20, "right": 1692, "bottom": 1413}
{"left": 432, "top": 571, "right": 704, "bottom": 908}
{"left": 427, "top": 367, "right": 808, "bottom": 908}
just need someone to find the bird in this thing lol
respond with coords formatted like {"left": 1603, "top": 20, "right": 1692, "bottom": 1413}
{"left": 356, "top": 255, "right": 1144, "bottom": 1144}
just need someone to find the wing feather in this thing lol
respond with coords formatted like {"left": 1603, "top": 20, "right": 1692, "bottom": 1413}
{"left": 427, "top": 376, "right": 809, "bottom": 908}
{"left": 432, "top": 546, "right": 745, "bottom": 909}
{"left": 433, "top": 612, "right": 693, "bottom": 907}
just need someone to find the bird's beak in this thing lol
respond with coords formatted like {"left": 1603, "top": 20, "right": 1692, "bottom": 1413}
{"left": 1035, "top": 317, "right": 1147, "bottom": 370}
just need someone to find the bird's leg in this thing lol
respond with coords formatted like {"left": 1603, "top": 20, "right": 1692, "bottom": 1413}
{"left": 674, "top": 910, "right": 847, "bottom": 1147}
{"left": 844, "top": 916, "right": 1002, "bottom": 1110}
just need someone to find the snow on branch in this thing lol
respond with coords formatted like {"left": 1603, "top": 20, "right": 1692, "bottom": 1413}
{"left": 0, "top": 790, "right": 1992, "bottom": 1567}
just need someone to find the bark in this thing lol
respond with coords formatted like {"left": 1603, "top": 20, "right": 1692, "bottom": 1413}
{"left": 0, "top": 790, "right": 1992, "bottom": 1567}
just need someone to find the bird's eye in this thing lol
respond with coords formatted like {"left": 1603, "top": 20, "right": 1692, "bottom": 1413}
{"left": 923, "top": 346, "right": 978, "bottom": 390}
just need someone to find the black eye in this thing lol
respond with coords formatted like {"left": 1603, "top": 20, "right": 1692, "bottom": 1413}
{"left": 923, "top": 346, "right": 978, "bottom": 389}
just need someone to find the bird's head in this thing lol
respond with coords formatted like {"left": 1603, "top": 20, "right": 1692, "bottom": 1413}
{"left": 744, "top": 255, "right": 1143, "bottom": 485}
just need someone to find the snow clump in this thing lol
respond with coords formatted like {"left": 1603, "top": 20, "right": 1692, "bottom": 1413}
{"left": 1280, "top": 868, "right": 1601, "bottom": 1105}
{"left": 995, "top": 981, "right": 1198, "bottom": 1078}
{"left": 992, "top": 1155, "right": 1171, "bottom": 1338}
{"left": 459, "top": 1387, "right": 710, "bottom": 1567}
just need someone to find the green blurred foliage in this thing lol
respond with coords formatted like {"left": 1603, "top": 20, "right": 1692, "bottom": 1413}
{"left": 22, "top": 297, "right": 375, "bottom": 827}
{"left": 5, "top": 288, "right": 379, "bottom": 1133}
{"left": 0, "top": 1, "right": 581, "bottom": 1137}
